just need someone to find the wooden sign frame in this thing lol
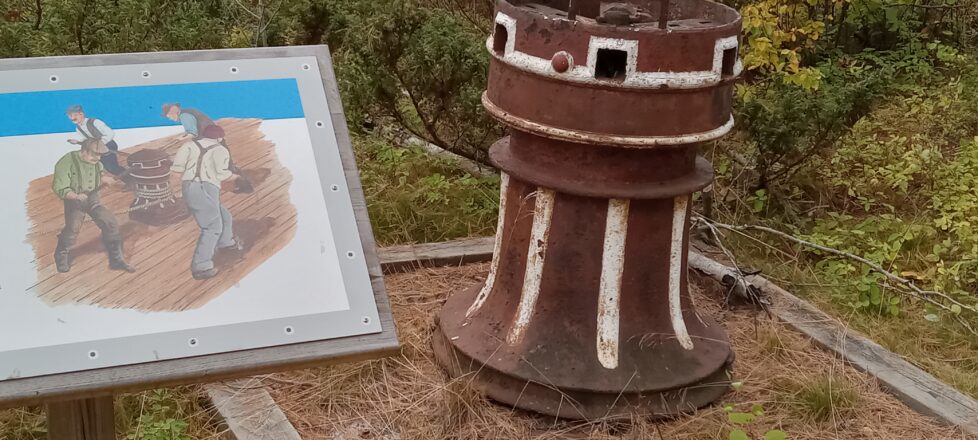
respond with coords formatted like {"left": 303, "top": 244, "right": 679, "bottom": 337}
{"left": 0, "top": 46, "right": 398, "bottom": 409}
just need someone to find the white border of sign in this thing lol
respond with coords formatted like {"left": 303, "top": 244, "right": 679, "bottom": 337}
{"left": 0, "top": 46, "right": 398, "bottom": 408}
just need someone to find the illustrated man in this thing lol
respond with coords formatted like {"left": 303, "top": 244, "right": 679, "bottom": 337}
{"left": 66, "top": 105, "right": 127, "bottom": 177}
{"left": 162, "top": 103, "right": 253, "bottom": 193}
{"left": 52, "top": 138, "right": 136, "bottom": 274}
{"left": 170, "top": 136, "right": 243, "bottom": 280}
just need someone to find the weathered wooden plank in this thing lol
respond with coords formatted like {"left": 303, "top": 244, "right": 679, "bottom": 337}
{"left": 379, "top": 237, "right": 495, "bottom": 273}
{"left": 687, "top": 251, "right": 978, "bottom": 436}
{"left": 0, "top": 326, "right": 397, "bottom": 410}
{"left": 319, "top": 45, "right": 399, "bottom": 351}
{"left": 205, "top": 379, "right": 301, "bottom": 440}
{"left": 46, "top": 396, "right": 115, "bottom": 440}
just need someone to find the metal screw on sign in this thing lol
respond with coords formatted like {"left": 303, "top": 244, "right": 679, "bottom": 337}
{"left": 432, "top": 0, "right": 744, "bottom": 420}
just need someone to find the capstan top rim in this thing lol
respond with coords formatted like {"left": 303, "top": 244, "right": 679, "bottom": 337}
{"left": 497, "top": 0, "right": 741, "bottom": 34}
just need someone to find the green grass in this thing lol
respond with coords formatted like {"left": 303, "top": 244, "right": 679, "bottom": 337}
{"left": 355, "top": 134, "right": 500, "bottom": 246}
{"left": 779, "top": 374, "right": 860, "bottom": 422}
{"left": 0, "top": 388, "right": 218, "bottom": 440}
{"left": 707, "top": 53, "right": 978, "bottom": 403}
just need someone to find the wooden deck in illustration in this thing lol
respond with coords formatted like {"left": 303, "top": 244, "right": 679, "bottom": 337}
{"left": 24, "top": 119, "right": 297, "bottom": 312}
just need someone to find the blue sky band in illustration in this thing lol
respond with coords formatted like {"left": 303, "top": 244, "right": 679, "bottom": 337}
{"left": 0, "top": 79, "right": 305, "bottom": 137}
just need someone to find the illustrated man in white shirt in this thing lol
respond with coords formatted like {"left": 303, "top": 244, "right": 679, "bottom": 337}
{"left": 170, "top": 138, "right": 243, "bottom": 280}
{"left": 66, "top": 105, "right": 126, "bottom": 176}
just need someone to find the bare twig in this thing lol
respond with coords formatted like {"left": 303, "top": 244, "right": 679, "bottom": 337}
{"left": 694, "top": 217, "right": 771, "bottom": 313}
{"left": 231, "top": 0, "right": 262, "bottom": 19}
{"left": 883, "top": 2, "right": 964, "bottom": 8}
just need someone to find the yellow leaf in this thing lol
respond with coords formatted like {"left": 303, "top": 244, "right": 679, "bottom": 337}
{"left": 901, "top": 271, "right": 930, "bottom": 281}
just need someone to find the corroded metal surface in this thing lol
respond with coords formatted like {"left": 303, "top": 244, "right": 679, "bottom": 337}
{"left": 434, "top": 0, "right": 741, "bottom": 420}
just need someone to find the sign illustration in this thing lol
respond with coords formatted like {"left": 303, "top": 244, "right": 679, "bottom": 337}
{"left": 0, "top": 48, "right": 396, "bottom": 397}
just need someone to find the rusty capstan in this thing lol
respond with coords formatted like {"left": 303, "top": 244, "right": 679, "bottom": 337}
{"left": 433, "top": 0, "right": 743, "bottom": 419}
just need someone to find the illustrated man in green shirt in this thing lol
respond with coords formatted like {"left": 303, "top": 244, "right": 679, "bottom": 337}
{"left": 52, "top": 139, "right": 136, "bottom": 274}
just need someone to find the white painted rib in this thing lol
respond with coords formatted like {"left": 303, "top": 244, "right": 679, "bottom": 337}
{"left": 507, "top": 188, "right": 556, "bottom": 345}
{"left": 466, "top": 173, "right": 511, "bottom": 317}
{"left": 597, "top": 199, "right": 630, "bottom": 369}
{"left": 494, "top": 12, "right": 518, "bottom": 57}
{"left": 669, "top": 196, "right": 695, "bottom": 350}
{"left": 713, "top": 36, "right": 744, "bottom": 79}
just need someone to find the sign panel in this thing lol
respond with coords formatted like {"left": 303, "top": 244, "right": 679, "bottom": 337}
{"left": 0, "top": 47, "right": 397, "bottom": 404}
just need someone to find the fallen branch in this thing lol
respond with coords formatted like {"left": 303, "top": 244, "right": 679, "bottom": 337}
{"left": 694, "top": 218, "right": 771, "bottom": 311}
{"left": 695, "top": 215, "right": 978, "bottom": 338}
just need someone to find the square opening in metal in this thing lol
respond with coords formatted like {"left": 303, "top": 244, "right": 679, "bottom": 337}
{"left": 493, "top": 23, "right": 509, "bottom": 54}
{"left": 594, "top": 48, "right": 628, "bottom": 80}
{"left": 722, "top": 47, "right": 737, "bottom": 76}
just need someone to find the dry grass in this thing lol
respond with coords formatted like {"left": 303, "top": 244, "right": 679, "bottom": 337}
{"left": 260, "top": 264, "right": 973, "bottom": 440}
{"left": 1, "top": 263, "right": 971, "bottom": 439}
{"left": 716, "top": 236, "right": 978, "bottom": 404}
{"left": 779, "top": 374, "right": 860, "bottom": 423}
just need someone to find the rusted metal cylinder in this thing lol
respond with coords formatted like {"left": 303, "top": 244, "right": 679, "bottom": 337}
{"left": 433, "top": 0, "right": 742, "bottom": 419}
{"left": 127, "top": 148, "right": 184, "bottom": 225}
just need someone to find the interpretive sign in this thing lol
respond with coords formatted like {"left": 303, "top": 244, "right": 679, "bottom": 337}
{"left": 0, "top": 46, "right": 398, "bottom": 406}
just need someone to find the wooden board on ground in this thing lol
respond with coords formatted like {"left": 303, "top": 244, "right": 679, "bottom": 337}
{"left": 380, "top": 237, "right": 495, "bottom": 273}
{"left": 205, "top": 378, "right": 301, "bottom": 440}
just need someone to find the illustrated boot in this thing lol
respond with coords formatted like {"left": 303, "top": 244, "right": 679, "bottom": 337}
{"left": 106, "top": 239, "right": 136, "bottom": 273}
{"left": 55, "top": 246, "right": 71, "bottom": 273}
{"left": 219, "top": 235, "right": 245, "bottom": 252}
{"left": 192, "top": 268, "right": 219, "bottom": 280}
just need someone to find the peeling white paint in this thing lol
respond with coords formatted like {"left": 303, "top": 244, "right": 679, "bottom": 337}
{"left": 494, "top": 12, "right": 518, "bottom": 57}
{"left": 485, "top": 32, "right": 742, "bottom": 90}
{"left": 670, "top": 196, "right": 695, "bottom": 350}
{"left": 507, "top": 189, "right": 556, "bottom": 345}
{"left": 466, "top": 173, "right": 511, "bottom": 318}
{"left": 713, "top": 35, "right": 744, "bottom": 78}
{"left": 587, "top": 37, "right": 640, "bottom": 79}
{"left": 597, "top": 199, "right": 630, "bottom": 369}
{"left": 482, "top": 93, "right": 734, "bottom": 146}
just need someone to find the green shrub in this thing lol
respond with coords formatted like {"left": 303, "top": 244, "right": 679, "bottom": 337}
{"left": 355, "top": 135, "right": 499, "bottom": 246}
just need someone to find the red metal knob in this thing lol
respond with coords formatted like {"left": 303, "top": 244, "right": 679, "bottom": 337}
{"left": 551, "top": 52, "right": 573, "bottom": 73}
